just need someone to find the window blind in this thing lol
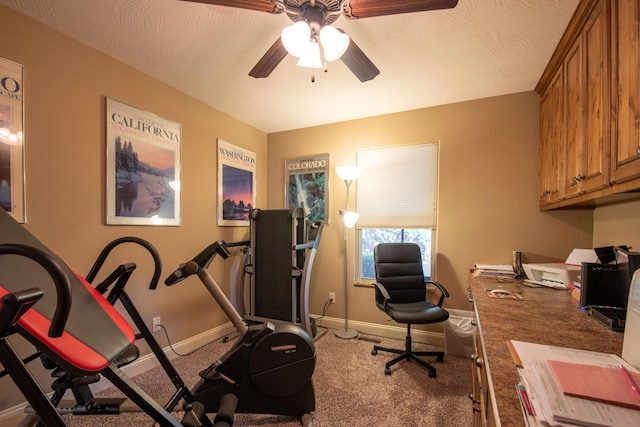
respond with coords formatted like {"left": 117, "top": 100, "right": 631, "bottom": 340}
{"left": 356, "top": 142, "right": 438, "bottom": 228}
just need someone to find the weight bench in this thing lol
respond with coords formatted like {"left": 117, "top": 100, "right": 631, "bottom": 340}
{"left": 0, "top": 208, "right": 200, "bottom": 426}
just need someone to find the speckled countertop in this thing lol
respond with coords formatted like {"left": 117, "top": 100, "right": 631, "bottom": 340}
{"left": 469, "top": 276, "right": 624, "bottom": 426}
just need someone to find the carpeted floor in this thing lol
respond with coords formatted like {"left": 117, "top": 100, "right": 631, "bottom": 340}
{"left": 62, "top": 328, "right": 473, "bottom": 426}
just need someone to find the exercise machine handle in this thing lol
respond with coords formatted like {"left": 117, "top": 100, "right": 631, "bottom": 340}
{"left": 0, "top": 243, "right": 72, "bottom": 338}
{"left": 164, "top": 240, "right": 249, "bottom": 286}
{"left": 85, "top": 236, "right": 163, "bottom": 290}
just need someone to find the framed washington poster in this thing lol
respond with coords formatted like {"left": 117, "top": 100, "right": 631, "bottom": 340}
{"left": 0, "top": 57, "right": 25, "bottom": 223}
{"left": 106, "top": 97, "right": 181, "bottom": 226}
{"left": 285, "top": 153, "right": 329, "bottom": 222}
{"left": 217, "top": 139, "right": 256, "bottom": 226}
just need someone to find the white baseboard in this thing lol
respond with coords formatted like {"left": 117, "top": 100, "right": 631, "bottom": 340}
{"left": 313, "top": 316, "right": 445, "bottom": 347}
{"left": 0, "top": 317, "right": 443, "bottom": 425}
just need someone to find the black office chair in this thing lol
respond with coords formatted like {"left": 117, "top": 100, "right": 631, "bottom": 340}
{"left": 371, "top": 243, "right": 450, "bottom": 377}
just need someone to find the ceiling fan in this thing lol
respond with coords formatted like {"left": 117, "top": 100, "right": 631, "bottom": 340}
{"left": 180, "top": 0, "right": 459, "bottom": 82}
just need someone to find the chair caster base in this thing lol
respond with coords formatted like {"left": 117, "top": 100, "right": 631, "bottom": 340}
{"left": 437, "top": 355, "right": 444, "bottom": 362}
{"left": 384, "top": 367, "right": 391, "bottom": 375}
{"left": 371, "top": 349, "right": 377, "bottom": 355}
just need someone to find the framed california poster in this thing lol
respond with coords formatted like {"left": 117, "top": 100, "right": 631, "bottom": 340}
{"left": 106, "top": 97, "right": 181, "bottom": 226}
{"left": 217, "top": 139, "right": 256, "bottom": 226}
{"left": 0, "top": 57, "right": 25, "bottom": 223}
{"left": 285, "top": 153, "right": 329, "bottom": 223}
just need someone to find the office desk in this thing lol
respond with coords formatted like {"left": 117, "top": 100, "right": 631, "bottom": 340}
{"left": 468, "top": 276, "right": 624, "bottom": 426}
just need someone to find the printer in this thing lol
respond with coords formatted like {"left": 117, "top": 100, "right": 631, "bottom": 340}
{"left": 522, "top": 263, "right": 581, "bottom": 288}
{"left": 522, "top": 248, "right": 597, "bottom": 289}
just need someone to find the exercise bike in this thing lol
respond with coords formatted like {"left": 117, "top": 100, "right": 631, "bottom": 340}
{"left": 165, "top": 240, "right": 316, "bottom": 427}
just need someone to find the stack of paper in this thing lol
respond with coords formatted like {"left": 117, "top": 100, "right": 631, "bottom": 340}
{"left": 510, "top": 340, "right": 640, "bottom": 427}
{"left": 474, "top": 264, "right": 516, "bottom": 278}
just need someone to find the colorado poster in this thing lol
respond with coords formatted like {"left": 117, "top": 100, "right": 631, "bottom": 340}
{"left": 285, "top": 153, "right": 329, "bottom": 222}
{"left": 105, "top": 97, "right": 181, "bottom": 226}
{"left": 217, "top": 139, "right": 256, "bottom": 226}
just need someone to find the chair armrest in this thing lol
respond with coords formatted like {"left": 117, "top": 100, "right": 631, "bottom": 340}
{"left": 427, "top": 280, "right": 449, "bottom": 307}
{"left": 373, "top": 282, "right": 391, "bottom": 310}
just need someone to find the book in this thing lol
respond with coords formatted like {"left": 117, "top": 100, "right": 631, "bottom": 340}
{"left": 547, "top": 360, "right": 640, "bottom": 410}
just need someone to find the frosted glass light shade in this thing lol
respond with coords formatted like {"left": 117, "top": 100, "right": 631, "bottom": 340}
{"left": 281, "top": 21, "right": 311, "bottom": 58}
{"left": 320, "top": 25, "right": 349, "bottom": 62}
{"left": 342, "top": 211, "right": 359, "bottom": 228}
{"left": 336, "top": 165, "right": 362, "bottom": 181}
{"left": 296, "top": 41, "right": 323, "bottom": 69}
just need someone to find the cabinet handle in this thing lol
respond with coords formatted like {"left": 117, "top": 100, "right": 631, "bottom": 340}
{"left": 475, "top": 357, "right": 483, "bottom": 368}
{"left": 469, "top": 393, "right": 480, "bottom": 404}
{"left": 636, "top": 146, "right": 640, "bottom": 155}
{"left": 573, "top": 175, "right": 584, "bottom": 183}
{"left": 471, "top": 320, "right": 477, "bottom": 326}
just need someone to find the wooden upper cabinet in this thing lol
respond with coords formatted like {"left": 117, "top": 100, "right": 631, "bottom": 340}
{"left": 563, "top": 0, "right": 609, "bottom": 199}
{"left": 610, "top": 0, "right": 640, "bottom": 183}
{"left": 539, "top": 67, "right": 564, "bottom": 206}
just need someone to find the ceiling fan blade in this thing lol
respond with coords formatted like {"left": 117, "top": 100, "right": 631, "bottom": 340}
{"left": 340, "top": 38, "right": 380, "bottom": 82}
{"left": 249, "top": 38, "right": 288, "bottom": 78}
{"left": 343, "top": 0, "right": 458, "bottom": 19}
{"left": 179, "top": 0, "right": 282, "bottom": 14}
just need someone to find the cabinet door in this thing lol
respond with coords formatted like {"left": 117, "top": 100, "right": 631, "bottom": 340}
{"left": 564, "top": 0, "right": 609, "bottom": 198}
{"left": 563, "top": 37, "right": 585, "bottom": 198}
{"left": 539, "top": 67, "right": 564, "bottom": 206}
{"left": 611, "top": 0, "right": 640, "bottom": 183}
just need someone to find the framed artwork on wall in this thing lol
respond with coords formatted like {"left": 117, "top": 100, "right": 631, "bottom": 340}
{"left": 105, "top": 97, "right": 181, "bottom": 226}
{"left": 0, "top": 57, "right": 25, "bottom": 223}
{"left": 217, "top": 139, "right": 256, "bottom": 226}
{"left": 285, "top": 153, "right": 329, "bottom": 223}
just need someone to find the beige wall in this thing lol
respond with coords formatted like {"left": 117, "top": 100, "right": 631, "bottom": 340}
{"left": 266, "top": 92, "right": 595, "bottom": 325}
{"left": 0, "top": 5, "right": 266, "bottom": 411}
{"left": 593, "top": 200, "right": 640, "bottom": 249}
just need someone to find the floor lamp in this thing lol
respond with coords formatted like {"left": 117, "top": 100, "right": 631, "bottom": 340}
{"left": 335, "top": 165, "right": 362, "bottom": 340}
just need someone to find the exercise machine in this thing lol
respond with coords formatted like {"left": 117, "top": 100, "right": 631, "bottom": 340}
{"left": 165, "top": 239, "right": 316, "bottom": 427}
{"left": 229, "top": 208, "right": 323, "bottom": 339}
{"left": 0, "top": 208, "right": 206, "bottom": 426}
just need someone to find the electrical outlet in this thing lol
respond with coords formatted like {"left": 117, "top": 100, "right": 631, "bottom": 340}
{"left": 329, "top": 292, "right": 336, "bottom": 303}
{"left": 152, "top": 316, "right": 161, "bottom": 332}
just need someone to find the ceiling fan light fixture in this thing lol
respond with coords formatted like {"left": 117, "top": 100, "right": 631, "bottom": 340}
{"left": 319, "top": 25, "right": 350, "bottom": 62}
{"left": 296, "top": 41, "right": 323, "bottom": 69}
{"left": 281, "top": 21, "right": 311, "bottom": 58}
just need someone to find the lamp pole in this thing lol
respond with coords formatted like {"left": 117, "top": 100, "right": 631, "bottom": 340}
{"left": 335, "top": 166, "right": 361, "bottom": 340}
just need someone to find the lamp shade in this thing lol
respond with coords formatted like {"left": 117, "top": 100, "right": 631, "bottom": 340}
{"left": 342, "top": 211, "right": 359, "bottom": 228}
{"left": 296, "top": 41, "right": 323, "bottom": 69}
{"left": 336, "top": 165, "right": 362, "bottom": 181}
{"left": 281, "top": 21, "right": 311, "bottom": 58}
{"left": 320, "top": 25, "right": 350, "bottom": 62}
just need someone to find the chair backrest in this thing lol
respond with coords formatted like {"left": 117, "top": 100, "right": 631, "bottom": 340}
{"left": 374, "top": 243, "right": 426, "bottom": 305}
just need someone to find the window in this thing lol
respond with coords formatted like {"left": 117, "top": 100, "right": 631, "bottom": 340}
{"left": 359, "top": 228, "right": 433, "bottom": 280}
{"left": 355, "top": 143, "right": 438, "bottom": 283}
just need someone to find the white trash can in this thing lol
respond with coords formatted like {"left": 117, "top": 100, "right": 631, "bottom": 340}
{"left": 444, "top": 309, "right": 474, "bottom": 357}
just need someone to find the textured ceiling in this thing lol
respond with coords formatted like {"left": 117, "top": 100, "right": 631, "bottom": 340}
{"left": 0, "top": 0, "right": 579, "bottom": 133}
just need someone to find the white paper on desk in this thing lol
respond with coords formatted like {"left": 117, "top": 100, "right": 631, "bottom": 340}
{"left": 565, "top": 248, "right": 598, "bottom": 265}
{"left": 524, "top": 360, "right": 640, "bottom": 427}
{"left": 512, "top": 341, "right": 640, "bottom": 427}
{"left": 520, "top": 368, "right": 573, "bottom": 427}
